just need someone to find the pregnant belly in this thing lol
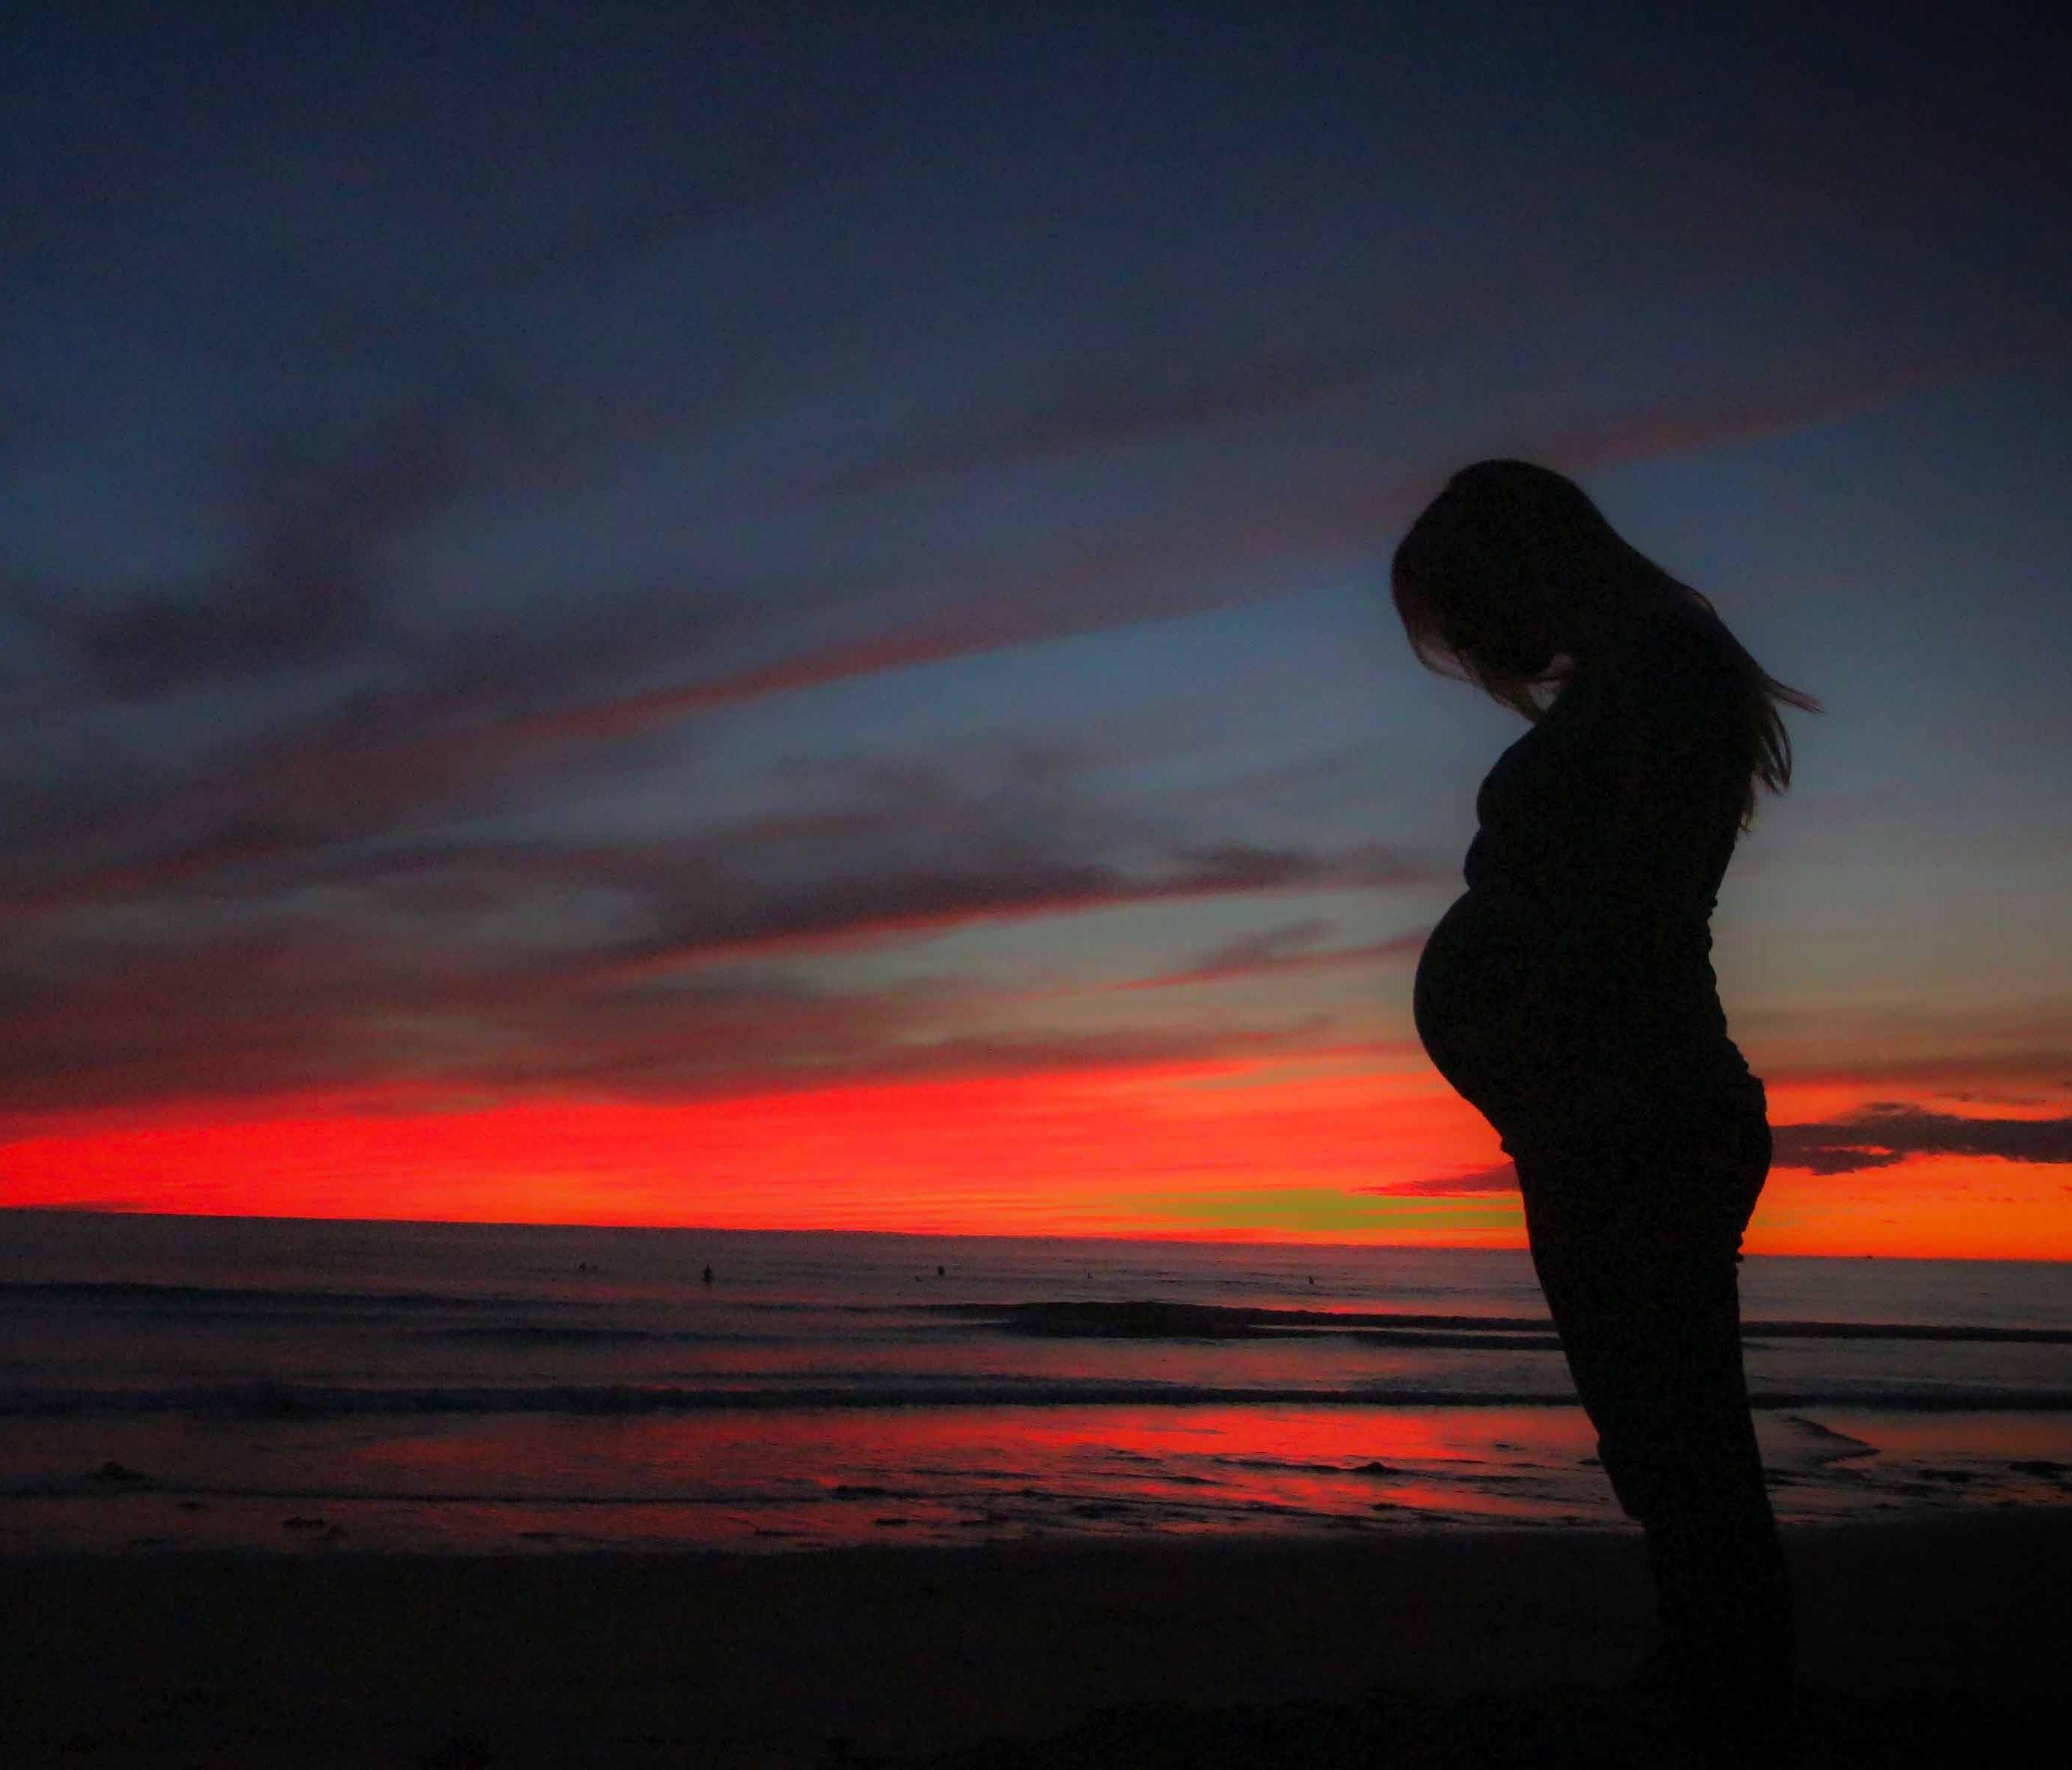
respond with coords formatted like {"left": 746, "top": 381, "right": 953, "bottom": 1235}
{"left": 1413, "top": 891, "right": 1751, "bottom": 1132}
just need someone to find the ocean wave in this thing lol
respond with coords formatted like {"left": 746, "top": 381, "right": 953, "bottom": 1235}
{"left": 12, "top": 1286, "right": 2068, "bottom": 1348}
{"left": 2, "top": 1379, "right": 2067, "bottom": 1420}
{"left": 921, "top": 1301, "right": 1550, "bottom": 1335}
{"left": 919, "top": 1300, "right": 2072, "bottom": 1345}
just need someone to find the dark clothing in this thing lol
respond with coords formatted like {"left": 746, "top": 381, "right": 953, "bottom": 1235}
{"left": 1514, "top": 1098, "right": 1790, "bottom": 1683}
{"left": 1414, "top": 601, "right": 1758, "bottom": 1147}
{"left": 1412, "top": 600, "right": 1792, "bottom": 1676}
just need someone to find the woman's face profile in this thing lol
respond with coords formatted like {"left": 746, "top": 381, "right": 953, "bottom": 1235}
{"left": 1435, "top": 564, "right": 1561, "bottom": 681}
{"left": 1461, "top": 606, "right": 1558, "bottom": 679}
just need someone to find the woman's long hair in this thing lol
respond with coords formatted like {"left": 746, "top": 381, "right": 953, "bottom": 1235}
{"left": 1392, "top": 460, "right": 1822, "bottom": 830}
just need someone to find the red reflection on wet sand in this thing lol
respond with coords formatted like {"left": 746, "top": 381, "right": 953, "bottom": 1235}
{"left": 329, "top": 1402, "right": 1608, "bottom": 1538}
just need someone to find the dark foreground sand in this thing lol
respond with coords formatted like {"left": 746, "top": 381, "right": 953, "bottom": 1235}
{"left": 4, "top": 1513, "right": 2067, "bottom": 1769}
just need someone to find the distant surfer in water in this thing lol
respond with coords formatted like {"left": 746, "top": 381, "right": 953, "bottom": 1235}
{"left": 1391, "top": 460, "right": 1820, "bottom": 1703}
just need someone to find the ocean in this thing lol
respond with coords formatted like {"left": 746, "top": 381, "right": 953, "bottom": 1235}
{"left": 2, "top": 1212, "right": 2068, "bottom": 1554}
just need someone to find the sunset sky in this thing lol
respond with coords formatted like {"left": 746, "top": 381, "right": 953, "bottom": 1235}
{"left": 3, "top": 4, "right": 2068, "bottom": 1257}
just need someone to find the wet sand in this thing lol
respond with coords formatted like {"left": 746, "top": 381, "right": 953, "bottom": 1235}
{"left": 2, "top": 1511, "right": 2065, "bottom": 1767}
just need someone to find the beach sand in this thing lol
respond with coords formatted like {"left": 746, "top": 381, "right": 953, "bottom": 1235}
{"left": 3, "top": 1512, "right": 2065, "bottom": 1768}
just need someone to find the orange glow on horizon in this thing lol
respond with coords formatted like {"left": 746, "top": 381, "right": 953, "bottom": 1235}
{"left": 1, "top": 1057, "right": 2065, "bottom": 1260}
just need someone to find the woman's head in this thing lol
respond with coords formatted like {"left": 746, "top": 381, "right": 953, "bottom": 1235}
{"left": 1390, "top": 460, "right": 1650, "bottom": 709}
{"left": 1391, "top": 458, "right": 1822, "bottom": 828}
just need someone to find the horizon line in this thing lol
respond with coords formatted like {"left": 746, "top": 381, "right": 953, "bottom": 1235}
{"left": 3, "top": 1203, "right": 2059, "bottom": 1262}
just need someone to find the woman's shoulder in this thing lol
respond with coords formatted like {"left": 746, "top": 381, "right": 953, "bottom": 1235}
{"left": 1555, "top": 606, "right": 1740, "bottom": 760}
{"left": 1616, "top": 598, "right": 1739, "bottom": 697}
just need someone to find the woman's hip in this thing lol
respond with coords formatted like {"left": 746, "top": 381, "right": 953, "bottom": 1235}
{"left": 1502, "top": 1076, "right": 1772, "bottom": 1256}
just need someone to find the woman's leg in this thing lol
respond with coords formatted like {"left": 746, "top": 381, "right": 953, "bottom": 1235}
{"left": 1511, "top": 1092, "right": 1792, "bottom": 1688}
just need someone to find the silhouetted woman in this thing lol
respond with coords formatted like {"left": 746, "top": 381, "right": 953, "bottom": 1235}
{"left": 1393, "top": 460, "right": 1819, "bottom": 1701}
